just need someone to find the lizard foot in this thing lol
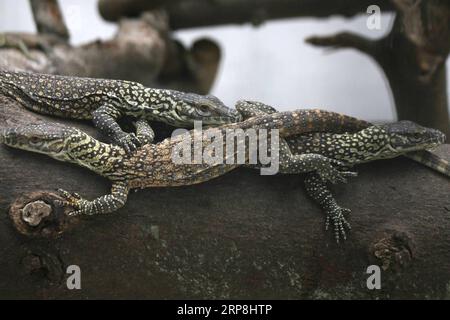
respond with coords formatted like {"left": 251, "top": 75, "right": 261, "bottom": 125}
{"left": 55, "top": 189, "right": 87, "bottom": 216}
{"left": 113, "top": 133, "right": 141, "bottom": 153}
{"left": 315, "top": 157, "right": 358, "bottom": 184}
{"left": 325, "top": 205, "right": 352, "bottom": 244}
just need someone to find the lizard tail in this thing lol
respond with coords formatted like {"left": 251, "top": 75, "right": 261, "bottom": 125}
{"left": 405, "top": 150, "right": 450, "bottom": 178}
{"left": 229, "top": 109, "right": 371, "bottom": 136}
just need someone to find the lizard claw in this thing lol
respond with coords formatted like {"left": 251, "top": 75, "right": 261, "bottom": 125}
{"left": 114, "top": 133, "right": 141, "bottom": 153}
{"left": 67, "top": 210, "right": 82, "bottom": 217}
{"left": 57, "top": 188, "right": 81, "bottom": 200}
{"left": 56, "top": 188, "right": 84, "bottom": 216}
{"left": 55, "top": 189, "right": 97, "bottom": 216}
{"left": 325, "top": 205, "right": 352, "bottom": 244}
{"left": 57, "top": 188, "right": 79, "bottom": 202}
{"left": 54, "top": 199, "right": 69, "bottom": 208}
{"left": 334, "top": 171, "right": 358, "bottom": 184}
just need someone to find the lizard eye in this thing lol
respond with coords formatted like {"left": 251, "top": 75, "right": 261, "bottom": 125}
{"left": 29, "top": 136, "right": 41, "bottom": 145}
{"left": 198, "top": 105, "right": 211, "bottom": 116}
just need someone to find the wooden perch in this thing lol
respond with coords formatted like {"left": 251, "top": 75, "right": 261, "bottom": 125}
{"left": 306, "top": 0, "right": 450, "bottom": 138}
{"left": 306, "top": 32, "right": 379, "bottom": 57}
{"left": 1, "top": 95, "right": 450, "bottom": 299}
{"left": 98, "top": 0, "right": 394, "bottom": 29}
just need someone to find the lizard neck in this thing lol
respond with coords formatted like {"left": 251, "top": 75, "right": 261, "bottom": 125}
{"left": 142, "top": 88, "right": 189, "bottom": 125}
{"left": 142, "top": 88, "right": 182, "bottom": 107}
{"left": 331, "top": 127, "right": 390, "bottom": 164}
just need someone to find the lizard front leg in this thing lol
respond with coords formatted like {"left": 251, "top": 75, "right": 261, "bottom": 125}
{"left": 57, "top": 182, "right": 129, "bottom": 216}
{"left": 134, "top": 119, "right": 155, "bottom": 145}
{"left": 277, "top": 140, "right": 355, "bottom": 242}
{"left": 240, "top": 101, "right": 356, "bottom": 184}
{"left": 304, "top": 172, "right": 352, "bottom": 243}
{"left": 92, "top": 104, "right": 141, "bottom": 153}
{"left": 235, "top": 100, "right": 277, "bottom": 119}
{"left": 277, "top": 139, "right": 357, "bottom": 184}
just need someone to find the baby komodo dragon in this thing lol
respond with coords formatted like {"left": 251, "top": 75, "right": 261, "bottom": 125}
{"left": 0, "top": 70, "right": 241, "bottom": 152}
{"left": 237, "top": 101, "right": 448, "bottom": 242}
{"left": 1, "top": 108, "right": 368, "bottom": 217}
{"left": 1, "top": 107, "right": 446, "bottom": 242}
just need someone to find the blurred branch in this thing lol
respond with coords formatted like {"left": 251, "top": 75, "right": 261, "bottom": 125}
{"left": 29, "top": 0, "right": 69, "bottom": 40}
{"left": 98, "top": 0, "right": 394, "bottom": 29}
{"left": 305, "top": 32, "right": 380, "bottom": 57}
{"left": 0, "top": 11, "right": 219, "bottom": 94}
{"left": 307, "top": 0, "right": 450, "bottom": 138}
{"left": 158, "top": 38, "right": 221, "bottom": 94}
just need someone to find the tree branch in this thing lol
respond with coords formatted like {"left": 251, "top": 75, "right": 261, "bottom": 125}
{"left": 29, "top": 0, "right": 69, "bottom": 41}
{"left": 98, "top": 0, "right": 394, "bottom": 29}
{"left": 0, "top": 11, "right": 220, "bottom": 94}
{"left": 305, "top": 32, "right": 380, "bottom": 58}
{"left": 306, "top": 1, "right": 450, "bottom": 138}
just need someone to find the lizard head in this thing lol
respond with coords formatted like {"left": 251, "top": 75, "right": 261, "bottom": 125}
{"left": 1, "top": 122, "right": 78, "bottom": 162}
{"left": 162, "top": 91, "right": 242, "bottom": 127}
{"left": 377, "top": 121, "right": 445, "bottom": 156}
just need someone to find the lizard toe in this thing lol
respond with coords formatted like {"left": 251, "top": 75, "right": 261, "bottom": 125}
{"left": 326, "top": 206, "right": 352, "bottom": 244}
{"left": 67, "top": 210, "right": 82, "bottom": 217}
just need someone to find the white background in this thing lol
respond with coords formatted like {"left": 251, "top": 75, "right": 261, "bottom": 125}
{"left": 1, "top": 0, "right": 449, "bottom": 122}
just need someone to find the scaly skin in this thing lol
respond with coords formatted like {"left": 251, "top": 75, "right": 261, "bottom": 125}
{"left": 0, "top": 70, "right": 241, "bottom": 152}
{"left": 236, "top": 100, "right": 449, "bottom": 176}
{"left": 237, "top": 101, "right": 448, "bottom": 242}
{"left": 2, "top": 104, "right": 445, "bottom": 242}
{"left": 1, "top": 109, "right": 367, "bottom": 217}
{"left": 288, "top": 126, "right": 446, "bottom": 242}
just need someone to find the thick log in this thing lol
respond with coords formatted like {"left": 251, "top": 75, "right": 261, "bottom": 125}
{"left": 1, "top": 95, "right": 449, "bottom": 299}
{"left": 98, "top": 0, "right": 393, "bottom": 29}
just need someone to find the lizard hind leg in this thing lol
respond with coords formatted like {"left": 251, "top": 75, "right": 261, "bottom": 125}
{"left": 56, "top": 183, "right": 129, "bottom": 216}
{"left": 304, "top": 172, "right": 352, "bottom": 243}
{"left": 277, "top": 139, "right": 357, "bottom": 184}
{"left": 235, "top": 100, "right": 278, "bottom": 119}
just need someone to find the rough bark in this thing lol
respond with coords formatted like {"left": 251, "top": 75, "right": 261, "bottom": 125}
{"left": 1, "top": 96, "right": 450, "bottom": 299}
{"left": 306, "top": 0, "right": 450, "bottom": 138}
{"left": 98, "top": 0, "right": 393, "bottom": 29}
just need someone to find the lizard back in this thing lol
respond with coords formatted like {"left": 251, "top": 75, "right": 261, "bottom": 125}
{"left": 0, "top": 70, "right": 139, "bottom": 119}
{"left": 121, "top": 109, "right": 374, "bottom": 188}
